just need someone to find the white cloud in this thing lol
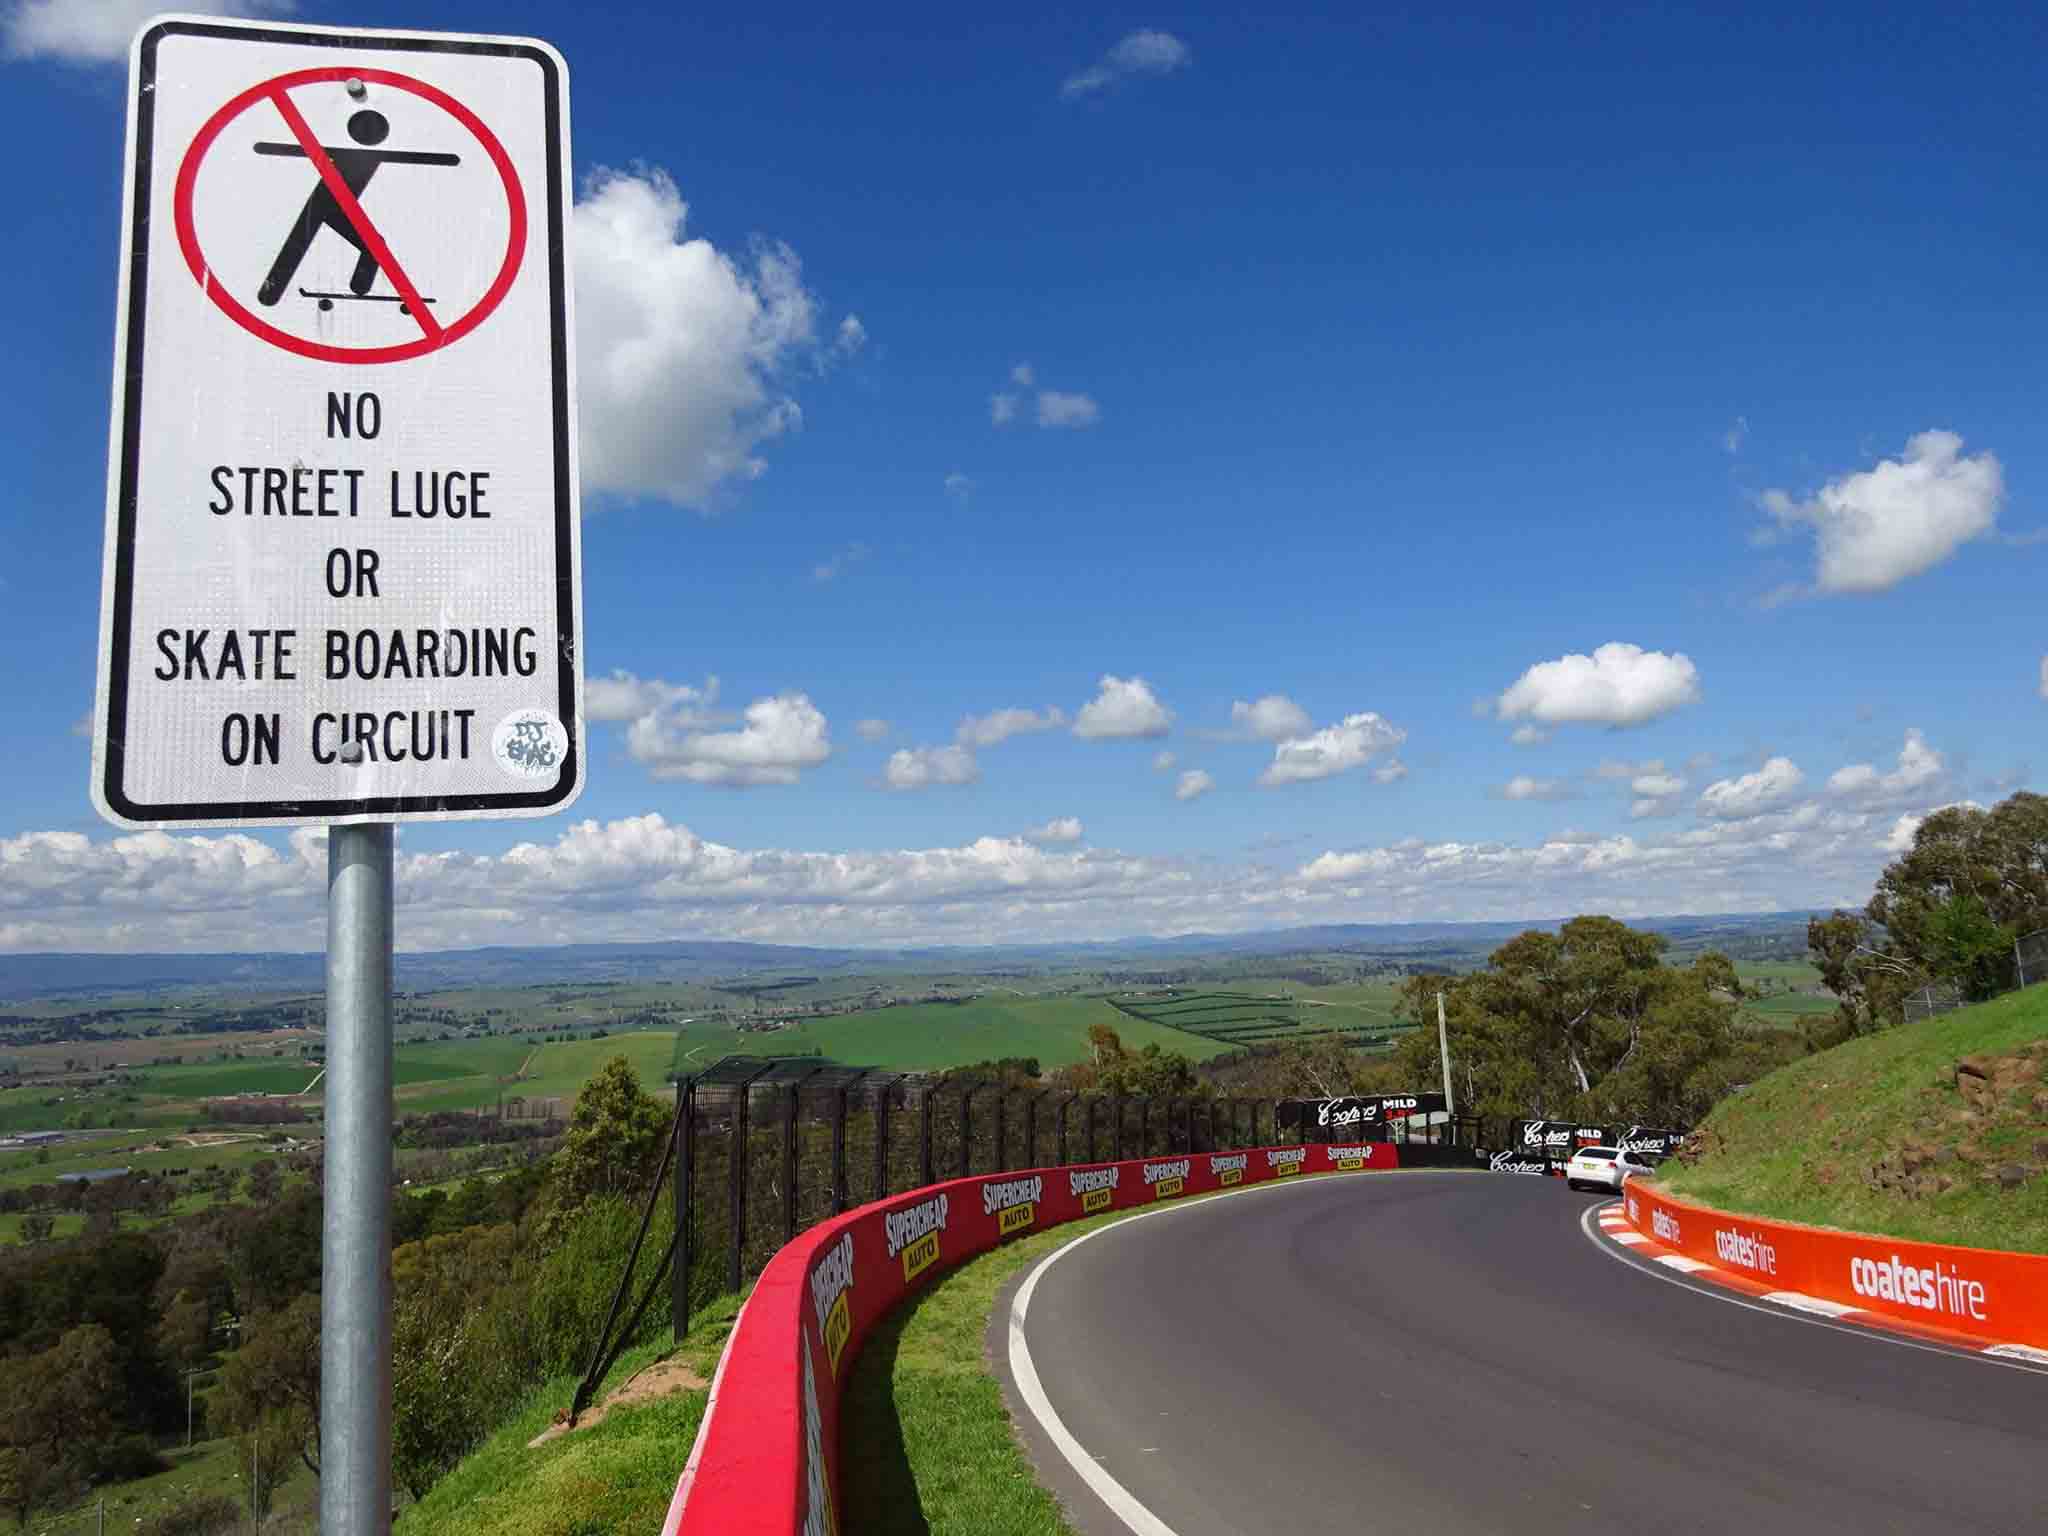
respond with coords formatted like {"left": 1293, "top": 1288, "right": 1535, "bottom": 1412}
{"left": 1074, "top": 676, "right": 1174, "bottom": 740}
{"left": 1152, "top": 750, "right": 1177, "bottom": 772}
{"left": 1498, "top": 775, "right": 1572, "bottom": 802}
{"left": 1011, "top": 363, "right": 1035, "bottom": 388}
{"left": 1062, "top": 29, "right": 1193, "bottom": 96}
{"left": 1761, "top": 430, "right": 2003, "bottom": 595}
{"left": 1036, "top": 391, "right": 1100, "bottom": 429}
{"left": 855, "top": 718, "right": 890, "bottom": 743}
{"left": 1627, "top": 770, "right": 1686, "bottom": 820}
{"left": 1724, "top": 415, "right": 1748, "bottom": 455}
{"left": 2039, "top": 656, "right": 2047, "bottom": 701}
{"left": 586, "top": 671, "right": 721, "bottom": 727}
{"left": 1229, "top": 694, "right": 1312, "bottom": 742}
{"left": 1633, "top": 771, "right": 1685, "bottom": 798}
{"left": 4, "top": 0, "right": 291, "bottom": 61}
{"left": 1826, "top": 729, "right": 1943, "bottom": 801}
{"left": 956, "top": 706, "right": 1066, "bottom": 749}
{"left": 944, "top": 473, "right": 974, "bottom": 499}
{"left": 626, "top": 692, "right": 830, "bottom": 786}
{"left": 573, "top": 169, "right": 820, "bottom": 508}
{"left": 836, "top": 314, "right": 867, "bottom": 354}
{"left": 1509, "top": 724, "right": 1549, "bottom": 747}
{"left": 990, "top": 393, "right": 1020, "bottom": 426}
{"left": 71, "top": 710, "right": 92, "bottom": 739}
{"left": 1697, "top": 757, "right": 1804, "bottom": 820}
{"left": 1175, "top": 769, "right": 1215, "bottom": 802}
{"left": 1025, "top": 816, "right": 1083, "bottom": 845}
{"left": 1257, "top": 712, "right": 1406, "bottom": 787}
{"left": 0, "top": 790, "right": 1993, "bottom": 952}
{"left": 1880, "top": 800, "right": 1984, "bottom": 855}
{"left": 884, "top": 744, "right": 979, "bottom": 791}
{"left": 1496, "top": 643, "right": 1701, "bottom": 728}
{"left": 1373, "top": 760, "right": 1409, "bottom": 785}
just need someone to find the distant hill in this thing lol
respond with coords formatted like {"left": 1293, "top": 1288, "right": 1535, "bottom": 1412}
{"left": 0, "top": 912, "right": 1823, "bottom": 999}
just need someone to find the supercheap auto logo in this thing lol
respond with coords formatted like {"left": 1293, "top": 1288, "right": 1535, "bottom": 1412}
{"left": 885, "top": 1193, "right": 949, "bottom": 1283}
{"left": 1144, "top": 1157, "right": 1190, "bottom": 1199}
{"left": 1326, "top": 1146, "right": 1369, "bottom": 1172}
{"left": 1268, "top": 1148, "right": 1306, "bottom": 1177}
{"left": 1070, "top": 1166, "right": 1119, "bottom": 1213}
{"left": 982, "top": 1174, "right": 1044, "bottom": 1237}
{"left": 808, "top": 1231, "right": 856, "bottom": 1377}
{"left": 1210, "top": 1153, "right": 1248, "bottom": 1186}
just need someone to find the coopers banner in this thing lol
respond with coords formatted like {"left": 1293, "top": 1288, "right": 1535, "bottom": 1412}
{"left": 1621, "top": 1182, "right": 2048, "bottom": 1351}
{"left": 664, "top": 1140, "right": 1398, "bottom": 1536}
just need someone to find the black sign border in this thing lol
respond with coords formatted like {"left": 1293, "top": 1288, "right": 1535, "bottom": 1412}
{"left": 100, "top": 19, "right": 578, "bottom": 825}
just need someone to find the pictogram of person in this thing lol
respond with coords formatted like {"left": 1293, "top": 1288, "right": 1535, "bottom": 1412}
{"left": 253, "top": 108, "right": 459, "bottom": 307}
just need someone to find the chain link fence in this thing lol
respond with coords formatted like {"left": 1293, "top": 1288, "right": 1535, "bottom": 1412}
{"left": 1900, "top": 929, "right": 2048, "bottom": 1024}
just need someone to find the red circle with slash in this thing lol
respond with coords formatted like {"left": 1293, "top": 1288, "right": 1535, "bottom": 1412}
{"left": 173, "top": 65, "right": 526, "bottom": 364}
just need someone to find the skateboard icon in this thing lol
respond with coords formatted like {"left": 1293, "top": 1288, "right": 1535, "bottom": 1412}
{"left": 253, "top": 107, "right": 458, "bottom": 310}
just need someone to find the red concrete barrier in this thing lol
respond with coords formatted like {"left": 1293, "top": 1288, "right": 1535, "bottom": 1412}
{"left": 662, "top": 1141, "right": 1398, "bottom": 1535}
{"left": 1621, "top": 1181, "right": 2048, "bottom": 1350}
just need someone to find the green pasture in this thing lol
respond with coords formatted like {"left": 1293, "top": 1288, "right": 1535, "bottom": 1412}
{"left": 669, "top": 993, "right": 1240, "bottom": 1078}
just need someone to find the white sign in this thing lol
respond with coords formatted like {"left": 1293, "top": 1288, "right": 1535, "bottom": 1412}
{"left": 91, "top": 15, "right": 581, "bottom": 828}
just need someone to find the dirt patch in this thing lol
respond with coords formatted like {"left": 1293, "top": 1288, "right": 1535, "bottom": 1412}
{"left": 526, "top": 1354, "right": 707, "bottom": 1447}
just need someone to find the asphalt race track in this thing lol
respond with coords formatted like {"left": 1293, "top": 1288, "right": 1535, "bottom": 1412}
{"left": 995, "top": 1172, "right": 2047, "bottom": 1535}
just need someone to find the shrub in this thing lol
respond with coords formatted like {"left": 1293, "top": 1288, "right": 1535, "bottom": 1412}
{"left": 141, "top": 1491, "right": 241, "bottom": 1536}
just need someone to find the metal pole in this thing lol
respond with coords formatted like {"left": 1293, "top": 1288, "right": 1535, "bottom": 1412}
{"left": 831, "top": 1081, "right": 849, "bottom": 1215}
{"left": 783, "top": 1083, "right": 799, "bottom": 1243}
{"left": 1437, "top": 991, "right": 1455, "bottom": 1119}
{"left": 321, "top": 823, "right": 392, "bottom": 1536}
{"left": 874, "top": 1079, "right": 892, "bottom": 1199}
{"left": 919, "top": 1085, "right": 935, "bottom": 1187}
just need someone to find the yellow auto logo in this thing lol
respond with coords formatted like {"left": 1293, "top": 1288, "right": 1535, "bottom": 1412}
{"left": 823, "top": 1290, "right": 851, "bottom": 1378}
{"left": 1335, "top": 1156, "right": 1364, "bottom": 1171}
{"left": 1277, "top": 1161, "right": 1300, "bottom": 1176}
{"left": 1219, "top": 1168, "right": 1243, "bottom": 1186}
{"left": 1153, "top": 1177, "right": 1185, "bottom": 1200}
{"left": 1082, "top": 1187, "right": 1113, "bottom": 1213}
{"left": 998, "top": 1203, "right": 1036, "bottom": 1236}
{"left": 901, "top": 1230, "right": 941, "bottom": 1283}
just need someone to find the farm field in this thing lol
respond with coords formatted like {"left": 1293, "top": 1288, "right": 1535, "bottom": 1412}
{"left": 1101, "top": 985, "right": 1417, "bottom": 1052}
{"left": 668, "top": 993, "right": 1240, "bottom": 1078}
{"left": 389, "top": 1030, "right": 678, "bottom": 1114}
{"left": 0, "top": 1128, "right": 288, "bottom": 1191}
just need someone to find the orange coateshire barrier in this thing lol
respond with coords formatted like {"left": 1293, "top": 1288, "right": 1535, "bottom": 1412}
{"left": 661, "top": 1141, "right": 1398, "bottom": 1536}
{"left": 1621, "top": 1181, "right": 2048, "bottom": 1349}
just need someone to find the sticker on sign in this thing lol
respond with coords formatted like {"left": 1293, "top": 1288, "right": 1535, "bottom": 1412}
{"left": 91, "top": 16, "right": 580, "bottom": 827}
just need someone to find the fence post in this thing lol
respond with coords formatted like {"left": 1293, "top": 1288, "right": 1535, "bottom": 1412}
{"left": 1024, "top": 1092, "right": 1038, "bottom": 1169}
{"left": 959, "top": 1085, "right": 974, "bottom": 1178}
{"left": 728, "top": 1081, "right": 749, "bottom": 1295}
{"left": 2018, "top": 937, "right": 2029, "bottom": 990}
{"left": 1087, "top": 1096, "right": 1099, "bottom": 1163}
{"left": 1056, "top": 1095, "right": 1069, "bottom": 1165}
{"left": 920, "top": 1085, "right": 935, "bottom": 1187}
{"left": 1138, "top": 1097, "right": 1150, "bottom": 1156}
{"left": 873, "top": 1079, "right": 892, "bottom": 1201}
{"left": 831, "top": 1081, "right": 849, "bottom": 1216}
{"left": 1113, "top": 1096, "right": 1125, "bottom": 1161}
{"left": 672, "top": 1082, "right": 693, "bottom": 1338}
{"left": 783, "top": 1083, "right": 800, "bottom": 1243}
{"left": 995, "top": 1088, "right": 1008, "bottom": 1174}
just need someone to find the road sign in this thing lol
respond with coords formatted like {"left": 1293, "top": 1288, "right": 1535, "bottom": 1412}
{"left": 92, "top": 16, "right": 581, "bottom": 827}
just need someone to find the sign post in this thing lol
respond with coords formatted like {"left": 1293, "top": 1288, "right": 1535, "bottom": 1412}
{"left": 95, "top": 18, "right": 578, "bottom": 1531}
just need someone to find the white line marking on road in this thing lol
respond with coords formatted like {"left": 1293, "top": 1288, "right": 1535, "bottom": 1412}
{"left": 1609, "top": 1231, "right": 1649, "bottom": 1244}
{"left": 1984, "top": 1343, "right": 2048, "bottom": 1364}
{"left": 1580, "top": 1202, "right": 2048, "bottom": 1379}
{"left": 1656, "top": 1254, "right": 1711, "bottom": 1272}
{"left": 1762, "top": 1291, "right": 1863, "bottom": 1318}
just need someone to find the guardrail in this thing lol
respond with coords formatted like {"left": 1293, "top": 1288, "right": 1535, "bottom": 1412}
{"left": 1621, "top": 1182, "right": 2048, "bottom": 1352}
{"left": 661, "top": 1139, "right": 1401, "bottom": 1535}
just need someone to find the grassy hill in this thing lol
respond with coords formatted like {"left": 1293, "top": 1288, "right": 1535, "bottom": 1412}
{"left": 1659, "top": 984, "right": 2048, "bottom": 1253}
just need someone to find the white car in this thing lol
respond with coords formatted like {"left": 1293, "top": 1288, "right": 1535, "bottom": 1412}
{"left": 1564, "top": 1145, "right": 1656, "bottom": 1192}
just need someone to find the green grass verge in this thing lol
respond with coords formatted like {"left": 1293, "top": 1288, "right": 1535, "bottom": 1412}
{"left": 1660, "top": 983, "right": 2048, "bottom": 1253}
{"left": 392, "top": 1293, "right": 744, "bottom": 1536}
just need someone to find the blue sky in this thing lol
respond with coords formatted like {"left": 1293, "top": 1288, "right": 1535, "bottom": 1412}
{"left": 2, "top": 1, "right": 2043, "bottom": 950}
